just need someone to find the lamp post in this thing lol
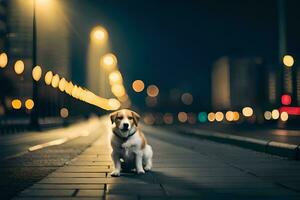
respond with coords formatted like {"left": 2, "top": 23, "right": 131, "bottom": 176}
{"left": 30, "top": 0, "right": 39, "bottom": 129}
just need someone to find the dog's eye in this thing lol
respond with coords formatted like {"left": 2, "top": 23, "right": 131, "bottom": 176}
{"left": 117, "top": 116, "right": 123, "bottom": 120}
{"left": 128, "top": 117, "right": 133, "bottom": 120}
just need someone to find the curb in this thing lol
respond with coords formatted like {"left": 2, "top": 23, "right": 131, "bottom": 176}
{"left": 176, "top": 127, "right": 299, "bottom": 160}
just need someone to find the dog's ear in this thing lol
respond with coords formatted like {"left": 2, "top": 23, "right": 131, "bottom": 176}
{"left": 131, "top": 111, "right": 140, "bottom": 126}
{"left": 110, "top": 111, "right": 118, "bottom": 124}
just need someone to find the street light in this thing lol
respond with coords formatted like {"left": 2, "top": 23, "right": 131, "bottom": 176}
{"left": 14, "top": 60, "right": 25, "bottom": 75}
{"left": 32, "top": 65, "right": 42, "bottom": 81}
{"left": 283, "top": 55, "right": 294, "bottom": 67}
{"left": 90, "top": 26, "right": 108, "bottom": 44}
{"left": 0, "top": 53, "right": 8, "bottom": 68}
{"left": 100, "top": 53, "right": 117, "bottom": 70}
{"left": 36, "top": 0, "right": 50, "bottom": 5}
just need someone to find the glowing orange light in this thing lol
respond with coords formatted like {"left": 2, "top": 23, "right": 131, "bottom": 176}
{"left": 12, "top": 99, "right": 22, "bottom": 109}
{"left": 225, "top": 111, "right": 234, "bottom": 121}
{"left": 25, "top": 99, "right": 34, "bottom": 110}
{"left": 32, "top": 66, "right": 42, "bottom": 81}
{"left": 283, "top": 55, "right": 294, "bottom": 67}
{"left": 108, "top": 98, "right": 121, "bottom": 110}
{"left": 109, "top": 71, "right": 122, "bottom": 85}
{"left": 132, "top": 80, "right": 145, "bottom": 92}
{"left": 147, "top": 85, "right": 159, "bottom": 97}
{"left": 51, "top": 74, "right": 60, "bottom": 88}
{"left": 0, "top": 53, "right": 8, "bottom": 68}
{"left": 208, "top": 112, "right": 215, "bottom": 122}
{"left": 58, "top": 78, "right": 66, "bottom": 92}
{"left": 215, "top": 112, "right": 224, "bottom": 122}
{"left": 44, "top": 71, "right": 53, "bottom": 85}
{"left": 233, "top": 112, "right": 240, "bottom": 121}
{"left": 14, "top": 60, "right": 25, "bottom": 74}
{"left": 90, "top": 26, "right": 108, "bottom": 44}
{"left": 100, "top": 53, "right": 117, "bottom": 70}
{"left": 178, "top": 112, "right": 188, "bottom": 123}
{"left": 65, "top": 81, "right": 74, "bottom": 95}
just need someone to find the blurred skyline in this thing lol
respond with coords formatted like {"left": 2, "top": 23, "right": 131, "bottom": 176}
{"left": 68, "top": 0, "right": 300, "bottom": 109}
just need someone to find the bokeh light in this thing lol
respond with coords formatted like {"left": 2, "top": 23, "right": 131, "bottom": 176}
{"left": 65, "top": 81, "right": 74, "bottom": 95}
{"left": 100, "top": 53, "right": 117, "bottom": 70}
{"left": 71, "top": 85, "right": 80, "bottom": 99}
{"left": 233, "top": 111, "right": 240, "bottom": 121}
{"left": 25, "top": 99, "right": 34, "bottom": 110}
{"left": 58, "top": 78, "right": 66, "bottom": 92}
{"left": 51, "top": 74, "right": 60, "bottom": 88}
{"left": 109, "top": 71, "right": 122, "bottom": 85}
{"left": 271, "top": 109, "right": 280, "bottom": 119}
{"left": 0, "top": 52, "right": 8, "bottom": 68}
{"left": 132, "top": 80, "right": 145, "bottom": 92}
{"left": 32, "top": 66, "right": 42, "bottom": 81}
{"left": 198, "top": 112, "right": 207, "bottom": 123}
{"left": 178, "top": 112, "right": 188, "bottom": 123}
{"left": 280, "top": 111, "right": 288, "bottom": 121}
{"left": 147, "top": 85, "right": 159, "bottom": 97}
{"left": 44, "top": 71, "right": 53, "bottom": 85}
{"left": 12, "top": 99, "right": 22, "bottom": 109}
{"left": 264, "top": 111, "right": 272, "bottom": 120}
{"left": 283, "top": 55, "right": 294, "bottom": 67}
{"left": 108, "top": 98, "right": 121, "bottom": 110}
{"left": 215, "top": 111, "right": 224, "bottom": 122}
{"left": 60, "top": 108, "right": 69, "bottom": 118}
{"left": 181, "top": 93, "right": 193, "bottom": 105}
{"left": 225, "top": 111, "right": 234, "bottom": 121}
{"left": 242, "top": 107, "right": 253, "bottom": 117}
{"left": 207, "top": 112, "right": 215, "bottom": 122}
{"left": 281, "top": 94, "right": 292, "bottom": 105}
{"left": 90, "top": 26, "right": 108, "bottom": 44}
{"left": 14, "top": 60, "right": 25, "bottom": 75}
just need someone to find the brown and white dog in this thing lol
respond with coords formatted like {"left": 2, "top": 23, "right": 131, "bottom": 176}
{"left": 110, "top": 109, "right": 153, "bottom": 177}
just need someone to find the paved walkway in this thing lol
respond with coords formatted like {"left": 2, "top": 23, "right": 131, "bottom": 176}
{"left": 13, "top": 121, "right": 300, "bottom": 200}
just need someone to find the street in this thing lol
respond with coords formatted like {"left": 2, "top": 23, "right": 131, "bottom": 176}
{"left": 1, "top": 1, "right": 300, "bottom": 199}
{"left": 0, "top": 117, "right": 299, "bottom": 199}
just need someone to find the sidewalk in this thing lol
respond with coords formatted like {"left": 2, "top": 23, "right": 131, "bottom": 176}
{"left": 14, "top": 121, "right": 166, "bottom": 200}
{"left": 168, "top": 125, "right": 300, "bottom": 160}
{"left": 13, "top": 123, "right": 300, "bottom": 200}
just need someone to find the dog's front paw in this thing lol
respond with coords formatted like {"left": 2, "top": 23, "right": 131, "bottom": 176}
{"left": 111, "top": 170, "right": 121, "bottom": 177}
{"left": 144, "top": 165, "right": 152, "bottom": 171}
{"left": 136, "top": 169, "right": 145, "bottom": 174}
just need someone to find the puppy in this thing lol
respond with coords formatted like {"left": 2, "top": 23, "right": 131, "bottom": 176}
{"left": 110, "top": 109, "right": 153, "bottom": 177}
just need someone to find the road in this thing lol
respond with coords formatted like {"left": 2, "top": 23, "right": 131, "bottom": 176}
{"left": 1, "top": 117, "right": 300, "bottom": 199}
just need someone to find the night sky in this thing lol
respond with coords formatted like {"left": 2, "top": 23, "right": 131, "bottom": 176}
{"left": 68, "top": 0, "right": 300, "bottom": 110}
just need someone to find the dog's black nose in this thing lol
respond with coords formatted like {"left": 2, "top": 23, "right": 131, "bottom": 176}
{"left": 123, "top": 123, "right": 129, "bottom": 129}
